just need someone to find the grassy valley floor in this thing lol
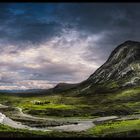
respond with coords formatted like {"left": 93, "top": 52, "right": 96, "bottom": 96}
{"left": 1, "top": 86, "right": 140, "bottom": 137}
{"left": 1, "top": 118, "right": 140, "bottom": 137}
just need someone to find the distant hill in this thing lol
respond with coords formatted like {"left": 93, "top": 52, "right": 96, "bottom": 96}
{"left": 53, "top": 83, "right": 78, "bottom": 92}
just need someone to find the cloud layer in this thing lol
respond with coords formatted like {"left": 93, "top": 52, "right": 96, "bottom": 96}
{"left": 0, "top": 3, "right": 140, "bottom": 89}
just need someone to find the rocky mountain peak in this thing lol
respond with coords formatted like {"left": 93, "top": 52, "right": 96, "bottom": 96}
{"left": 86, "top": 40, "right": 140, "bottom": 88}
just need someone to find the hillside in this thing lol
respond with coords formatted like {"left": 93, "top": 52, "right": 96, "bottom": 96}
{"left": 69, "top": 40, "right": 140, "bottom": 95}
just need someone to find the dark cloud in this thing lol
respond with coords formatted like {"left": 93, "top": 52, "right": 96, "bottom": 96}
{"left": 55, "top": 3, "right": 140, "bottom": 33}
{"left": 0, "top": 3, "right": 63, "bottom": 46}
{"left": 1, "top": 3, "right": 140, "bottom": 46}
{"left": 10, "top": 21, "right": 62, "bottom": 44}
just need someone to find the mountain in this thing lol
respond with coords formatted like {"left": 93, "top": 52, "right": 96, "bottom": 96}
{"left": 44, "top": 40, "right": 140, "bottom": 95}
{"left": 78, "top": 40, "right": 140, "bottom": 94}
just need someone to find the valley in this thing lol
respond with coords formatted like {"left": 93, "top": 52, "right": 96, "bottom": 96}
{"left": 1, "top": 85, "right": 140, "bottom": 137}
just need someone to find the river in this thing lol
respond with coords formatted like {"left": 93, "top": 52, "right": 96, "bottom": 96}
{"left": 0, "top": 104, "right": 121, "bottom": 132}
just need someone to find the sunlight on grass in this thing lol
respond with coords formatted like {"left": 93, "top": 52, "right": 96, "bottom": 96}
{"left": 88, "top": 119, "right": 140, "bottom": 136}
{"left": 20, "top": 103, "right": 77, "bottom": 110}
{"left": 107, "top": 87, "right": 140, "bottom": 101}
{"left": 115, "top": 90, "right": 139, "bottom": 99}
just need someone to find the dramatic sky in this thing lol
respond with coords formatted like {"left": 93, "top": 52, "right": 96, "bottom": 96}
{"left": 0, "top": 3, "right": 140, "bottom": 90}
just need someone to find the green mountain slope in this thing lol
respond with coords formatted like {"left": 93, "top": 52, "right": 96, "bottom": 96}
{"left": 64, "top": 40, "right": 140, "bottom": 95}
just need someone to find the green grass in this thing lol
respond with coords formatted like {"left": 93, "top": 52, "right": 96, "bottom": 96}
{"left": 16, "top": 95, "right": 94, "bottom": 117}
{"left": 0, "top": 123, "right": 51, "bottom": 137}
{"left": 0, "top": 89, "right": 137, "bottom": 118}
{"left": 88, "top": 119, "right": 140, "bottom": 137}
{"left": 21, "top": 103, "right": 76, "bottom": 110}
{"left": 1, "top": 87, "right": 140, "bottom": 137}
{"left": 2, "top": 114, "right": 140, "bottom": 137}
{"left": 113, "top": 88, "right": 140, "bottom": 100}
{"left": 0, "top": 123, "right": 90, "bottom": 137}
{"left": 1, "top": 86, "right": 140, "bottom": 118}
{"left": 0, "top": 94, "right": 95, "bottom": 117}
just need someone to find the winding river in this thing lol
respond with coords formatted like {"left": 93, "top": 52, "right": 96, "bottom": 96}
{"left": 0, "top": 112, "right": 51, "bottom": 131}
{"left": 0, "top": 104, "right": 122, "bottom": 132}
